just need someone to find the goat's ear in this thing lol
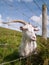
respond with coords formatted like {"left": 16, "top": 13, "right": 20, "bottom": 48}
{"left": 34, "top": 26, "right": 40, "bottom": 31}
{"left": 32, "top": 25, "right": 38, "bottom": 28}
{"left": 34, "top": 28, "right": 39, "bottom": 31}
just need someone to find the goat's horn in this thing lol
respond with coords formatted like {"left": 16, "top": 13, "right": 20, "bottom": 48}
{"left": 2, "top": 20, "right": 28, "bottom": 25}
{"left": 2, "top": 22, "right": 12, "bottom": 24}
{"left": 12, "top": 20, "right": 28, "bottom": 25}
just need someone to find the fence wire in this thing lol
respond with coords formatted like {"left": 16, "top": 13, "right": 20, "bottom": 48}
{"left": 0, "top": 56, "right": 26, "bottom": 65}
{"left": 0, "top": 55, "right": 33, "bottom": 65}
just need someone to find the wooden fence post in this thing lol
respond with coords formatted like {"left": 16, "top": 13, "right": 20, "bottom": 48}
{"left": 42, "top": 4, "right": 47, "bottom": 40}
{"left": 42, "top": 4, "right": 49, "bottom": 65}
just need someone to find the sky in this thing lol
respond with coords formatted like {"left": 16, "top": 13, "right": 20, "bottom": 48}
{"left": 0, "top": 0, "right": 49, "bottom": 37}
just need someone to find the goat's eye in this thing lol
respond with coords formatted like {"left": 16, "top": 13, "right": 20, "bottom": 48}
{"left": 25, "top": 28, "right": 28, "bottom": 31}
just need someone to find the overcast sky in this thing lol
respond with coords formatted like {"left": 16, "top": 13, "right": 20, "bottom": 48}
{"left": 0, "top": 0, "right": 49, "bottom": 37}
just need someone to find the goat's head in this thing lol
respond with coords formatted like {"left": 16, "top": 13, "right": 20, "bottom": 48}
{"left": 20, "top": 23, "right": 37, "bottom": 41}
{"left": 11, "top": 20, "right": 39, "bottom": 41}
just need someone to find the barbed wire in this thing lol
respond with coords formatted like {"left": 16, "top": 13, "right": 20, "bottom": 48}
{"left": 2, "top": 0, "right": 42, "bottom": 26}
{"left": 2, "top": 0, "right": 42, "bottom": 20}
{"left": 3, "top": 0, "right": 30, "bottom": 19}
{"left": 33, "top": 0, "right": 42, "bottom": 11}
{"left": 0, "top": 55, "right": 34, "bottom": 65}
{"left": 0, "top": 1, "right": 47, "bottom": 65}
{"left": 0, "top": 41, "right": 47, "bottom": 65}
{"left": 21, "top": 0, "right": 42, "bottom": 16}
{"left": 0, "top": 56, "right": 26, "bottom": 65}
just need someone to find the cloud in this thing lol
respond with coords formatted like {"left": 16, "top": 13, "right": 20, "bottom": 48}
{"left": 30, "top": 14, "right": 42, "bottom": 26}
{"left": 30, "top": 14, "right": 49, "bottom": 26}
{"left": 30, "top": 14, "right": 49, "bottom": 37}
{"left": 0, "top": 14, "right": 2, "bottom": 22}
{"left": 7, "top": 23, "right": 22, "bottom": 31}
{"left": 0, "top": 16, "right": 22, "bottom": 31}
{"left": 0, "top": 14, "right": 3, "bottom": 26}
{"left": 6, "top": 17, "right": 12, "bottom": 22}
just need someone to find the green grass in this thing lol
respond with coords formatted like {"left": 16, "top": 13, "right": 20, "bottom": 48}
{"left": 0, "top": 27, "right": 49, "bottom": 65}
{"left": 0, "top": 27, "right": 22, "bottom": 63}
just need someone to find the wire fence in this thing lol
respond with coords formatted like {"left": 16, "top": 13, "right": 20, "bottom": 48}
{"left": 0, "top": 44, "right": 33, "bottom": 65}
{"left": 0, "top": 54, "right": 33, "bottom": 65}
{"left": 0, "top": 57, "right": 25, "bottom": 65}
{"left": 0, "top": 38, "right": 49, "bottom": 65}
{"left": 0, "top": 42, "right": 45, "bottom": 65}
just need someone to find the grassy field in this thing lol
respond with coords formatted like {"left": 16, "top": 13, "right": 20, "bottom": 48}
{"left": 0, "top": 27, "right": 49, "bottom": 65}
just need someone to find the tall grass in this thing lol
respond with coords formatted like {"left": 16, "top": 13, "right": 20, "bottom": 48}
{"left": 0, "top": 27, "right": 49, "bottom": 65}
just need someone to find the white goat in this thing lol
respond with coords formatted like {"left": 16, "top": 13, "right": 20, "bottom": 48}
{"left": 19, "top": 23, "right": 39, "bottom": 57}
{"left": 10, "top": 20, "right": 39, "bottom": 57}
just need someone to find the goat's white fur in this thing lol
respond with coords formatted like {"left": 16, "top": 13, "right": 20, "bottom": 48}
{"left": 19, "top": 23, "right": 39, "bottom": 56}
{"left": 2, "top": 20, "right": 39, "bottom": 56}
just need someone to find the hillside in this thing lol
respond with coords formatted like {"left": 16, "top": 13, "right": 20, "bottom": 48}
{"left": 0, "top": 27, "right": 22, "bottom": 45}
{"left": 0, "top": 27, "right": 49, "bottom": 65}
{"left": 0, "top": 27, "right": 22, "bottom": 63}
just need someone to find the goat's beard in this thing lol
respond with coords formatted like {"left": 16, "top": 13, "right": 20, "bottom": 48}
{"left": 19, "top": 41, "right": 37, "bottom": 57}
{"left": 19, "top": 31, "right": 37, "bottom": 57}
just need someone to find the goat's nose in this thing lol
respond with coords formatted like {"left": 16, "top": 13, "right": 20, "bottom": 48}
{"left": 32, "top": 36, "right": 36, "bottom": 40}
{"left": 32, "top": 36, "right": 35, "bottom": 39}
